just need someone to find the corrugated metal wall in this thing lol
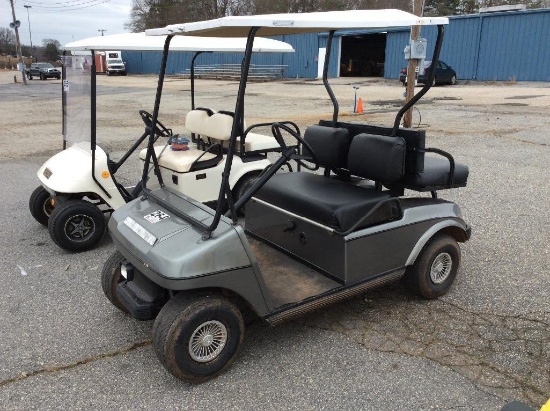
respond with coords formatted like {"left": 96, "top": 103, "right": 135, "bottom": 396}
{"left": 123, "top": 9, "right": 550, "bottom": 81}
{"left": 384, "top": 9, "right": 550, "bottom": 82}
{"left": 281, "top": 33, "right": 319, "bottom": 78}
{"left": 475, "top": 10, "right": 550, "bottom": 81}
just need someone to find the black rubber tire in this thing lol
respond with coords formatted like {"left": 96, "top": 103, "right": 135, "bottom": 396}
{"left": 404, "top": 234, "right": 460, "bottom": 299}
{"left": 450, "top": 75, "right": 457, "bottom": 85}
{"left": 56, "top": 76, "right": 60, "bottom": 80}
{"left": 101, "top": 251, "right": 129, "bottom": 313}
{"left": 152, "top": 292, "right": 245, "bottom": 383}
{"left": 28, "top": 75, "right": 33, "bottom": 80}
{"left": 29, "top": 186, "right": 54, "bottom": 226}
{"left": 48, "top": 200, "right": 106, "bottom": 252}
{"left": 40, "top": 73, "right": 45, "bottom": 80}
{"left": 232, "top": 171, "right": 261, "bottom": 216}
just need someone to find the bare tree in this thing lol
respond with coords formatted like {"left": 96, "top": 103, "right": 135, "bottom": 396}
{"left": 0, "top": 28, "right": 16, "bottom": 56}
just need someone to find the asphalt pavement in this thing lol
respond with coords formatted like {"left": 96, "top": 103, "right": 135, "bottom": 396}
{"left": 0, "top": 76, "right": 548, "bottom": 410}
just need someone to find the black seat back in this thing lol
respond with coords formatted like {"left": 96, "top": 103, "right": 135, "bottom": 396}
{"left": 303, "top": 125, "right": 350, "bottom": 170}
{"left": 348, "top": 134, "right": 406, "bottom": 183}
{"left": 319, "top": 120, "right": 425, "bottom": 174}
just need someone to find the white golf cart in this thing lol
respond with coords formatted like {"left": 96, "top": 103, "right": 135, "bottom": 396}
{"left": 28, "top": 33, "right": 294, "bottom": 252}
{"left": 104, "top": 9, "right": 470, "bottom": 383}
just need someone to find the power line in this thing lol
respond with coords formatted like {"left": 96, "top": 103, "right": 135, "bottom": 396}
{"left": 14, "top": 0, "right": 111, "bottom": 11}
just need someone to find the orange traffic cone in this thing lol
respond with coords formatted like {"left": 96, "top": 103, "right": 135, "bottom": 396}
{"left": 356, "top": 97, "right": 364, "bottom": 114}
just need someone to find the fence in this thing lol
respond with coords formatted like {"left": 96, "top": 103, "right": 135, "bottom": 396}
{"left": 0, "top": 56, "right": 33, "bottom": 70}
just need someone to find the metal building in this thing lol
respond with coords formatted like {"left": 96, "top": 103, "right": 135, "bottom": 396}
{"left": 123, "top": 8, "right": 550, "bottom": 82}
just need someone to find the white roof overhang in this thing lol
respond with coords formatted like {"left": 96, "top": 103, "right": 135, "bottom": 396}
{"left": 145, "top": 9, "right": 448, "bottom": 38}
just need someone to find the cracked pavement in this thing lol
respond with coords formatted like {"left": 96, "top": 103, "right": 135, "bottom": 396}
{"left": 0, "top": 73, "right": 548, "bottom": 410}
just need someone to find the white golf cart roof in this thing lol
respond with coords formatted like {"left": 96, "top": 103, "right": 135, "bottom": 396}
{"left": 63, "top": 32, "right": 294, "bottom": 53}
{"left": 145, "top": 9, "right": 448, "bottom": 37}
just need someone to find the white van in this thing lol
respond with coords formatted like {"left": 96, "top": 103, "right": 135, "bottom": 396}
{"left": 105, "top": 51, "right": 126, "bottom": 76}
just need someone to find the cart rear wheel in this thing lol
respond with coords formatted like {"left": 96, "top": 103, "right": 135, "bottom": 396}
{"left": 152, "top": 293, "right": 244, "bottom": 383}
{"left": 29, "top": 186, "right": 54, "bottom": 226}
{"left": 101, "top": 251, "right": 129, "bottom": 313}
{"left": 48, "top": 200, "right": 106, "bottom": 252}
{"left": 404, "top": 234, "right": 460, "bottom": 299}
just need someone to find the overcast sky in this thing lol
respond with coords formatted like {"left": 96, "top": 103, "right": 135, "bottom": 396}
{"left": 1, "top": 0, "right": 134, "bottom": 48}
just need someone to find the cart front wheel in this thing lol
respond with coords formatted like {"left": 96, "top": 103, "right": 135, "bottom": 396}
{"left": 48, "top": 200, "right": 106, "bottom": 252}
{"left": 101, "top": 251, "right": 130, "bottom": 313}
{"left": 152, "top": 293, "right": 244, "bottom": 383}
{"left": 29, "top": 186, "right": 54, "bottom": 226}
{"left": 404, "top": 234, "right": 460, "bottom": 299}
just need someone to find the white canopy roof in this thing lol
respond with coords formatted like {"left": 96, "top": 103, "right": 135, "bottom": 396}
{"left": 146, "top": 9, "right": 449, "bottom": 38}
{"left": 64, "top": 32, "right": 294, "bottom": 53}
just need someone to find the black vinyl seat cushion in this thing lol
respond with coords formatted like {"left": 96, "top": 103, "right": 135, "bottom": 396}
{"left": 255, "top": 172, "right": 396, "bottom": 232}
{"left": 401, "top": 156, "right": 469, "bottom": 189}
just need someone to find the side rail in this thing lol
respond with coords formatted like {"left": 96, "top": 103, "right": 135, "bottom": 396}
{"left": 241, "top": 121, "right": 300, "bottom": 156}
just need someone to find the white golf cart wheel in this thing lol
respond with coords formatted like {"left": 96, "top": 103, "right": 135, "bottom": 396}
{"left": 404, "top": 233, "right": 460, "bottom": 299}
{"left": 101, "top": 251, "right": 130, "bottom": 313}
{"left": 29, "top": 186, "right": 54, "bottom": 226}
{"left": 152, "top": 293, "right": 244, "bottom": 383}
{"left": 232, "top": 171, "right": 261, "bottom": 216}
{"left": 48, "top": 200, "right": 106, "bottom": 252}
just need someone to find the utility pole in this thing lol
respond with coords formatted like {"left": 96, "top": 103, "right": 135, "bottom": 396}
{"left": 98, "top": 29, "right": 107, "bottom": 36}
{"left": 403, "top": 0, "right": 423, "bottom": 128}
{"left": 24, "top": 5, "right": 33, "bottom": 48}
{"left": 9, "top": 0, "right": 28, "bottom": 85}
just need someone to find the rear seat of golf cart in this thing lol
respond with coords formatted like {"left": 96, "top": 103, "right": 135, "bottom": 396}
{"left": 138, "top": 107, "right": 281, "bottom": 172}
{"left": 253, "top": 123, "right": 469, "bottom": 234}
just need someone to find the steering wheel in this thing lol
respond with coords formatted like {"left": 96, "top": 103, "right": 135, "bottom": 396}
{"left": 271, "top": 122, "right": 318, "bottom": 171}
{"left": 139, "top": 110, "right": 172, "bottom": 137}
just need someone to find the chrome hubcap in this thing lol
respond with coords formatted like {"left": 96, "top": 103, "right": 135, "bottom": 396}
{"left": 430, "top": 252, "right": 452, "bottom": 284}
{"left": 189, "top": 320, "right": 227, "bottom": 363}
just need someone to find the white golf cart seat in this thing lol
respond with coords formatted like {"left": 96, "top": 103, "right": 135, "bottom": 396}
{"left": 204, "top": 111, "right": 280, "bottom": 153}
{"left": 141, "top": 145, "right": 219, "bottom": 173}
{"left": 138, "top": 107, "right": 221, "bottom": 173}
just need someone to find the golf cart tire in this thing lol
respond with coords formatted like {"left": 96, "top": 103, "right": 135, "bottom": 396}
{"left": 233, "top": 171, "right": 261, "bottom": 216}
{"left": 152, "top": 292, "right": 245, "bottom": 383}
{"left": 404, "top": 234, "right": 460, "bottom": 299}
{"left": 101, "top": 251, "right": 130, "bottom": 313}
{"left": 29, "top": 186, "right": 53, "bottom": 226}
{"left": 48, "top": 199, "right": 106, "bottom": 252}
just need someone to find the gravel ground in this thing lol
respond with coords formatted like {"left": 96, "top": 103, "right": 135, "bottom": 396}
{"left": 0, "top": 69, "right": 548, "bottom": 410}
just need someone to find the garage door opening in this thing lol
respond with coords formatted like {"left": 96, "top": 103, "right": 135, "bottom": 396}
{"left": 340, "top": 33, "right": 386, "bottom": 77}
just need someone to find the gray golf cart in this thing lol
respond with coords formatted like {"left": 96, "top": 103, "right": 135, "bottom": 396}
{"left": 102, "top": 9, "right": 471, "bottom": 383}
{"left": 29, "top": 33, "right": 293, "bottom": 252}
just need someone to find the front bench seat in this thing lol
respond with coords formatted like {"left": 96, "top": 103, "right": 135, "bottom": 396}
{"left": 255, "top": 131, "right": 405, "bottom": 233}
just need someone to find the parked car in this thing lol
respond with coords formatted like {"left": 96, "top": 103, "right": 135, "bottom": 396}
{"left": 400, "top": 60, "right": 457, "bottom": 86}
{"left": 25, "top": 62, "right": 61, "bottom": 80}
